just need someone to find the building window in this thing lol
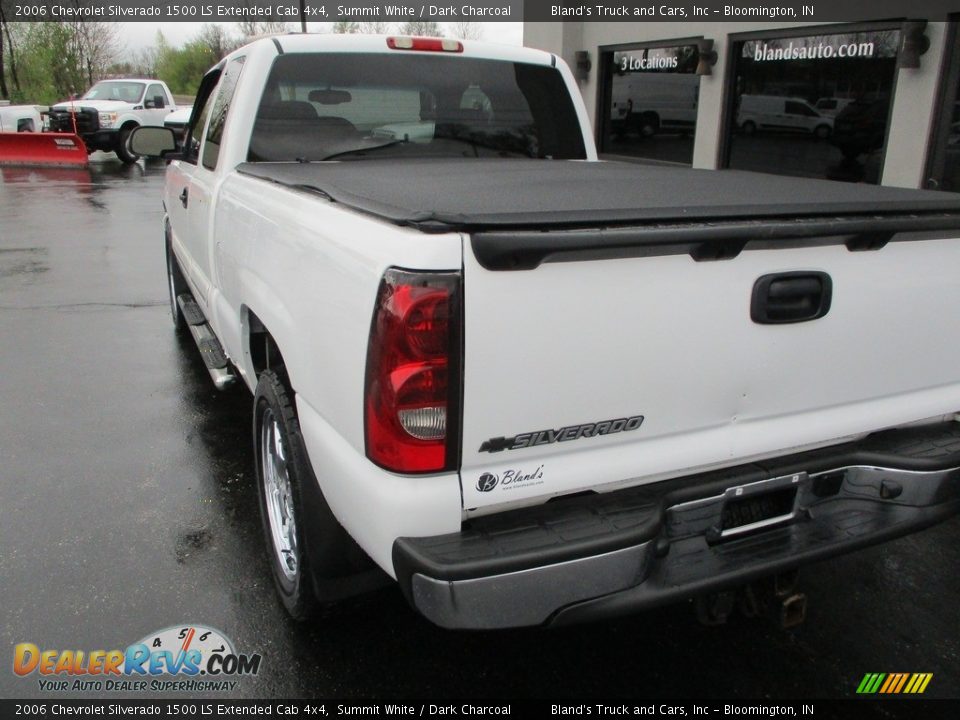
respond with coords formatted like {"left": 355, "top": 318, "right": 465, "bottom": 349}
{"left": 599, "top": 44, "right": 701, "bottom": 165}
{"left": 726, "top": 29, "right": 901, "bottom": 184}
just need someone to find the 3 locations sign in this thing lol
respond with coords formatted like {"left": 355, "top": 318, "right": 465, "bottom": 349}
{"left": 613, "top": 46, "right": 699, "bottom": 74}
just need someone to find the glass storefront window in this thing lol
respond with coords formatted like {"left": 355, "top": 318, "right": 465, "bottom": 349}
{"left": 726, "top": 29, "right": 901, "bottom": 184}
{"left": 599, "top": 44, "right": 700, "bottom": 165}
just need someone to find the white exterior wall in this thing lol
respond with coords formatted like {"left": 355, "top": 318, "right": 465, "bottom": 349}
{"left": 524, "top": 21, "right": 950, "bottom": 187}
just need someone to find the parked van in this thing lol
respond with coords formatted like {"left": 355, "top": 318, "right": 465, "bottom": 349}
{"left": 737, "top": 95, "right": 833, "bottom": 139}
{"left": 814, "top": 97, "right": 855, "bottom": 117}
{"left": 611, "top": 73, "right": 699, "bottom": 137}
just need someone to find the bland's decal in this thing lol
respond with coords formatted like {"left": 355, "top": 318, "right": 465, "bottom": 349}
{"left": 476, "top": 466, "right": 545, "bottom": 493}
{"left": 479, "top": 416, "right": 644, "bottom": 453}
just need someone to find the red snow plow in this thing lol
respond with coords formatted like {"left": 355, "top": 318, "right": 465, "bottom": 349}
{"left": 0, "top": 131, "right": 88, "bottom": 168}
{"left": 0, "top": 104, "right": 88, "bottom": 168}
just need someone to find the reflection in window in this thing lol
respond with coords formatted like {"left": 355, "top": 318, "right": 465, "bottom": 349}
{"left": 933, "top": 48, "right": 960, "bottom": 192}
{"left": 600, "top": 45, "right": 700, "bottom": 165}
{"left": 944, "top": 91, "right": 960, "bottom": 192}
{"left": 727, "top": 30, "right": 901, "bottom": 184}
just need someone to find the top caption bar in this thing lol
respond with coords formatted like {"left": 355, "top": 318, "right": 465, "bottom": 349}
{"left": 2, "top": 0, "right": 959, "bottom": 22}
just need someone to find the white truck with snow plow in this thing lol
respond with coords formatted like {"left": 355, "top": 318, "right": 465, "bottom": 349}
{"left": 131, "top": 33, "right": 960, "bottom": 629}
{"left": 49, "top": 78, "right": 178, "bottom": 163}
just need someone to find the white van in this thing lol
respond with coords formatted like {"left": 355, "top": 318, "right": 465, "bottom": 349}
{"left": 737, "top": 95, "right": 833, "bottom": 139}
{"left": 814, "top": 97, "right": 855, "bottom": 117}
{"left": 611, "top": 73, "right": 699, "bottom": 137}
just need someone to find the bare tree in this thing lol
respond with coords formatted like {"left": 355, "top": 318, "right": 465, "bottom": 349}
{"left": 357, "top": 22, "right": 394, "bottom": 34}
{"left": 0, "top": 1, "right": 21, "bottom": 96}
{"left": 400, "top": 21, "right": 442, "bottom": 37}
{"left": 197, "top": 23, "right": 239, "bottom": 60}
{"left": 238, "top": 21, "right": 292, "bottom": 39}
{"left": 332, "top": 21, "right": 359, "bottom": 34}
{"left": 130, "top": 45, "right": 159, "bottom": 78}
{"left": 73, "top": 22, "right": 124, "bottom": 86}
{"left": 0, "top": 7, "right": 6, "bottom": 99}
{"left": 449, "top": 21, "right": 483, "bottom": 41}
{"left": 238, "top": 3, "right": 292, "bottom": 39}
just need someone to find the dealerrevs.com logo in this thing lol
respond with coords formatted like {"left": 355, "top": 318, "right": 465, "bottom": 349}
{"left": 13, "top": 624, "right": 262, "bottom": 693}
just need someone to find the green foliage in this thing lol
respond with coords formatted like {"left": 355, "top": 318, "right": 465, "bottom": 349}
{"left": 1, "top": 22, "right": 233, "bottom": 103}
{"left": 155, "top": 37, "right": 218, "bottom": 96}
{"left": 6, "top": 23, "right": 85, "bottom": 104}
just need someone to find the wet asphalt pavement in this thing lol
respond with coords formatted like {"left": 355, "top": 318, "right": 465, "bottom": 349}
{"left": 1, "top": 160, "right": 959, "bottom": 702}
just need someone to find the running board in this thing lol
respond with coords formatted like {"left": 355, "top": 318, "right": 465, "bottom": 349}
{"left": 176, "top": 293, "right": 237, "bottom": 391}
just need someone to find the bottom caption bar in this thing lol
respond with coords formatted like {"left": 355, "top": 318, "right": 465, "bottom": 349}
{"left": 2, "top": 700, "right": 957, "bottom": 718}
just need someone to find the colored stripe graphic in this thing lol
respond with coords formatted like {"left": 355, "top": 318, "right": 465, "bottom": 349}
{"left": 857, "top": 672, "right": 932, "bottom": 694}
{"left": 892, "top": 673, "right": 909, "bottom": 694}
{"left": 879, "top": 675, "right": 895, "bottom": 694}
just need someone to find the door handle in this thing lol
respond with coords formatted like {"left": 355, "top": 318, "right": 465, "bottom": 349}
{"left": 179, "top": 187, "right": 189, "bottom": 208}
{"left": 751, "top": 272, "right": 832, "bottom": 324}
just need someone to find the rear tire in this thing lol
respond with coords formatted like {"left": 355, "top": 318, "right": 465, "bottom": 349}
{"left": 253, "top": 369, "right": 376, "bottom": 619}
{"left": 254, "top": 370, "right": 317, "bottom": 620}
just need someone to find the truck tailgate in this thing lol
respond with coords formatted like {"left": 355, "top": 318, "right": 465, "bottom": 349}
{"left": 460, "top": 234, "right": 960, "bottom": 512}
{"left": 235, "top": 160, "right": 960, "bottom": 514}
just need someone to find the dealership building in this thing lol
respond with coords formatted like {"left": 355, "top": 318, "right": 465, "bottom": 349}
{"left": 524, "top": 19, "right": 960, "bottom": 191}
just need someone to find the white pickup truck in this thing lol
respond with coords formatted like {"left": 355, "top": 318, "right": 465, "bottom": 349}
{"left": 49, "top": 78, "right": 178, "bottom": 163}
{"left": 131, "top": 34, "right": 960, "bottom": 630}
{"left": 0, "top": 101, "right": 43, "bottom": 133}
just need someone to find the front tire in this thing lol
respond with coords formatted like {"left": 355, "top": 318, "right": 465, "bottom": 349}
{"left": 115, "top": 125, "right": 139, "bottom": 164}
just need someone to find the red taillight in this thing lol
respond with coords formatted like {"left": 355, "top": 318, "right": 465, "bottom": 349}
{"left": 365, "top": 269, "right": 461, "bottom": 473}
{"left": 387, "top": 37, "right": 464, "bottom": 53}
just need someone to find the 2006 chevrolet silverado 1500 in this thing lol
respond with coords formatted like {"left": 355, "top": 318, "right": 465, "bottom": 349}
{"left": 131, "top": 33, "right": 960, "bottom": 629}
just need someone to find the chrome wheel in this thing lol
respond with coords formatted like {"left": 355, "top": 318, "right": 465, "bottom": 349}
{"left": 260, "top": 408, "right": 299, "bottom": 582}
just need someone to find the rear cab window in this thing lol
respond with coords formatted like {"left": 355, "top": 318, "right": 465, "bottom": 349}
{"left": 247, "top": 53, "right": 586, "bottom": 162}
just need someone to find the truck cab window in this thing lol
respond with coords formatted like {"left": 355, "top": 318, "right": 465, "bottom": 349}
{"left": 203, "top": 57, "right": 247, "bottom": 171}
{"left": 247, "top": 53, "right": 586, "bottom": 162}
{"left": 145, "top": 84, "right": 166, "bottom": 109}
{"left": 183, "top": 70, "right": 221, "bottom": 165}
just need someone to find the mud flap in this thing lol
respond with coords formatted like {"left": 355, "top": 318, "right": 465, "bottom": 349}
{"left": 0, "top": 132, "right": 89, "bottom": 168}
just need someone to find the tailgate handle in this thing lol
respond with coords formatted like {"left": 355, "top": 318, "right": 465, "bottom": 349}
{"left": 751, "top": 272, "right": 832, "bottom": 324}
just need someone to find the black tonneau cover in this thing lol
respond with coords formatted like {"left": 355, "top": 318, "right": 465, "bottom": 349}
{"left": 238, "top": 159, "right": 960, "bottom": 269}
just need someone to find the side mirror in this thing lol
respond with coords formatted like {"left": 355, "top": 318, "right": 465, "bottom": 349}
{"left": 130, "top": 126, "right": 178, "bottom": 158}
{"left": 153, "top": 95, "right": 166, "bottom": 109}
